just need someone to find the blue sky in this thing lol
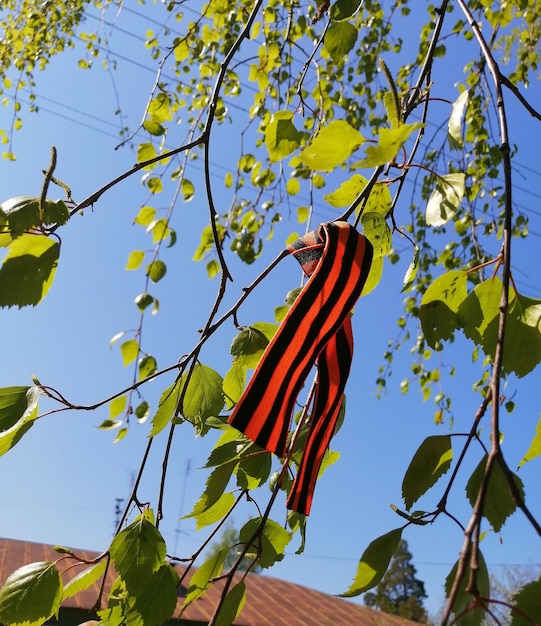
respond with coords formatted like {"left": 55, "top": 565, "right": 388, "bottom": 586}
{"left": 1, "top": 2, "right": 541, "bottom": 618}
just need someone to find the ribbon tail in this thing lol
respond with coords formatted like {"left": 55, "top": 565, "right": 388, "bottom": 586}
{"left": 286, "top": 316, "right": 354, "bottom": 515}
{"left": 228, "top": 222, "right": 372, "bottom": 457}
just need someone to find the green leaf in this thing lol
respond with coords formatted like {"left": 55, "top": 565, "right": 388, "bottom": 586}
{"left": 187, "top": 462, "right": 237, "bottom": 518}
{"left": 365, "top": 182, "right": 392, "bottom": 215}
{"left": 147, "top": 93, "right": 173, "bottom": 124}
{"left": 109, "top": 513, "right": 166, "bottom": 592}
{"left": 426, "top": 173, "right": 466, "bottom": 227}
{"left": 324, "top": 21, "right": 358, "bottom": 63}
{"left": 0, "top": 561, "right": 63, "bottom": 626}
{"left": 324, "top": 175, "right": 368, "bottom": 208}
{"left": 448, "top": 89, "right": 469, "bottom": 150}
{"left": 519, "top": 413, "right": 541, "bottom": 468}
{"left": 137, "top": 142, "right": 157, "bottom": 164}
{"left": 401, "top": 246, "right": 420, "bottom": 293}
{"left": 0, "top": 234, "right": 60, "bottom": 308}
{"left": 466, "top": 455, "right": 525, "bottom": 532}
{"left": 110, "top": 395, "right": 127, "bottom": 419}
{"left": 183, "top": 548, "right": 228, "bottom": 608}
{"left": 287, "top": 178, "right": 301, "bottom": 196}
{"left": 223, "top": 362, "right": 247, "bottom": 409}
{"left": 237, "top": 451, "right": 272, "bottom": 490}
{"left": 511, "top": 579, "right": 541, "bottom": 626}
{"left": 300, "top": 120, "right": 364, "bottom": 172}
{"left": 330, "top": 0, "right": 362, "bottom": 20}
{"left": 402, "top": 436, "right": 453, "bottom": 509}
{"left": 135, "top": 401, "right": 150, "bottom": 423}
{"left": 138, "top": 355, "right": 157, "bottom": 380}
{"left": 445, "top": 549, "right": 489, "bottom": 626}
{"left": 239, "top": 518, "right": 291, "bottom": 569}
{"left": 135, "top": 292, "right": 154, "bottom": 312}
{"left": 120, "top": 339, "right": 139, "bottom": 367}
{"left": 458, "top": 282, "right": 541, "bottom": 377}
{"left": 193, "top": 491, "right": 236, "bottom": 531}
{"left": 146, "top": 259, "right": 167, "bottom": 283}
{"left": 265, "top": 111, "right": 301, "bottom": 162}
{"left": 360, "top": 212, "right": 392, "bottom": 258}
{"left": 0, "top": 386, "right": 39, "bottom": 456}
{"left": 143, "top": 120, "right": 166, "bottom": 136}
{"left": 214, "top": 581, "right": 246, "bottom": 626}
{"left": 132, "top": 564, "right": 179, "bottom": 626}
{"left": 181, "top": 363, "right": 224, "bottom": 422}
{"left": 134, "top": 206, "right": 156, "bottom": 226}
{"left": 0, "top": 195, "right": 69, "bottom": 236}
{"left": 181, "top": 179, "right": 195, "bottom": 201}
{"left": 341, "top": 528, "right": 402, "bottom": 596}
{"left": 62, "top": 560, "right": 107, "bottom": 601}
{"left": 149, "top": 379, "right": 182, "bottom": 437}
{"left": 125, "top": 250, "right": 145, "bottom": 270}
{"left": 419, "top": 270, "right": 468, "bottom": 348}
{"left": 147, "top": 177, "right": 163, "bottom": 194}
{"left": 354, "top": 123, "right": 424, "bottom": 168}
{"left": 206, "top": 259, "right": 220, "bottom": 279}
{"left": 360, "top": 255, "right": 384, "bottom": 297}
{"left": 230, "top": 327, "right": 269, "bottom": 369}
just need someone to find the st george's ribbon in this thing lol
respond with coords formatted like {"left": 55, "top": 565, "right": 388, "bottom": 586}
{"left": 228, "top": 221, "right": 373, "bottom": 515}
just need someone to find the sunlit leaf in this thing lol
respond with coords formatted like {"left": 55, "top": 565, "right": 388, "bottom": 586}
{"left": 360, "top": 255, "right": 383, "bottom": 297}
{"left": 324, "top": 174, "right": 368, "bottom": 208}
{"left": 214, "top": 582, "right": 246, "bottom": 626}
{"left": 426, "top": 173, "right": 465, "bottom": 227}
{"left": 132, "top": 564, "right": 179, "bottom": 626}
{"left": 448, "top": 89, "right": 469, "bottom": 150}
{"left": 401, "top": 246, "right": 420, "bottom": 292}
{"left": 182, "top": 549, "right": 228, "bottom": 609}
{"left": 62, "top": 560, "right": 107, "bottom": 601}
{"left": 223, "top": 362, "right": 247, "bottom": 408}
{"left": 143, "top": 120, "right": 166, "bottom": 136}
{"left": 360, "top": 212, "right": 392, "bottom": 258}
{"left": 109, "top": 395, "right": 127, "bottom": 419}
{"left": 120, "top": 339, "right": 139, "bottom": 367}
{"left": 0, "top": 561, "right": 62, "bottom": 626}
{"left": 0, "top": 386, "right": 39, "bottom": 456}
{"left": 147, "top": 93, "right": 173, "bottom": 124}
{"left": 193, "top": 492, "right": 236, "bottom": 531}
{"left": 149, "top": 379, "right": 182, "bottom": 437}
{"left": 138, "top": 355, "right": 157, "bottom": 380}
{"left": 0, "top": 195, "right": 69, "bottom": 236}
{"left": 146, "top": 259, "right": 167, "bottom": 282}
{"left": 330, "top": 0, "right": 362, "bottom": 21}
{"left": 239, "top": 518, "right": 291, "bottom": 568}
{"left": 180, "top": 363, "right": 224, "bottom": 422}
{"left": 365, "top": 182, "right": 392, "bottom": 215}
{"left": 419, "top": 270, "right": 468, "bottom": 348}
{"left": 354, "top": 123, "right": 424, "bottom": 168}
{"left": 324, "top": 21, "right": 358, "bottom": 63}
{"left": 300, "top": 120, "right": 364, "bottom": 172}
{"left": 402, "top": 436, "right": 453, "bottom": 509}
{"left": 137, "top": 142, "right": 157, "bottom": 164}
{"left": 110, "top": 513, "right": 166, "bottom": 592}
{"left": 125, "top": 250, "right": 145, "bottom": 270}
{"left": 341, "top": 528, "right": 402, "bottom": 596}
{"left": 181, "top": 179, "right": 195, "bottom": 201}
{"left": 230, "top": 327, "right": 269, "bottom": 369}
{"left": 0, "top": 234, "right": 59, "bottom": 308}
{"left": 265, "top": 111, "right": 301, "bottom": 162}
{"left": 519, "top": 413, "right": 541, "bottom": 468}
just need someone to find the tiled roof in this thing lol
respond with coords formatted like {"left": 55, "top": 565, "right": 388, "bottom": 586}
{"left": 0, "top": 537, "right": 420, "bottom": 625}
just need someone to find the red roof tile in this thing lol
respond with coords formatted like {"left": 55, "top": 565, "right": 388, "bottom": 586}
{"left": 0, "top": 537, "right": 421, "bottom": 625}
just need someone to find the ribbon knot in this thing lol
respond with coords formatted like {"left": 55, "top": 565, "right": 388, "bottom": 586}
{"left": 228, "top": 221, "right": 373, "bottom": 514}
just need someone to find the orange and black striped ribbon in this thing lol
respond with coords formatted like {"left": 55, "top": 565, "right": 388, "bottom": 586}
{"left": 228, "top": 221, "right": 373, "bottom": 514}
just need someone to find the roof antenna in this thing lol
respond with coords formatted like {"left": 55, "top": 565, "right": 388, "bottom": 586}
{"left": 173, "top": 459, "right": 192, "bottom": 557}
